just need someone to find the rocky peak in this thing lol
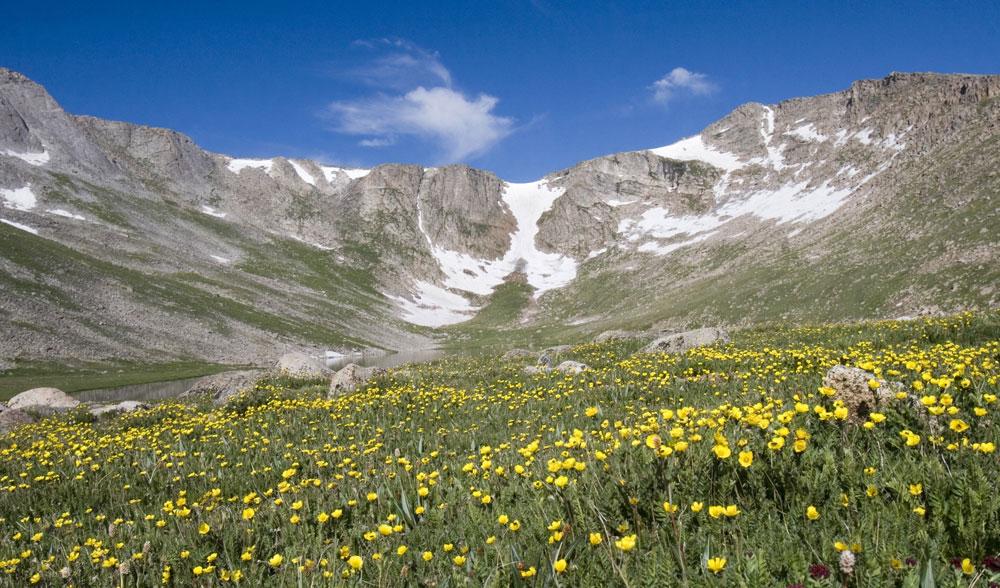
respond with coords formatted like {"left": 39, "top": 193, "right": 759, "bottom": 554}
{"left": 418, "top": 164, "right": 513, "bottom": 259}
{"left": 74, "top": 115, "right": 217, "bottom": 190}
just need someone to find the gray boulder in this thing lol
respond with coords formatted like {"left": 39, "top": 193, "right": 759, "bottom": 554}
{"left": 543, "top": 345, "right": 574, "bottom": 357}
{"left": 555, "top": 360, "right": 589, "bottom": 375}
{"left": 89, "top": 400, "right": 150, "bottom": 418}
{"left": 522, "top": 365, "right": 551, "bottom": 376}
{"left": 7, "top": 387, "right": 80, "bottom": 412}
{"left": 641, "top": 328, "right": 730, "bottom": 354}
{"left": 329, "top": 364, "right": 385, "bottom": 395}
{"left": 183, "top": 370, "right": 263, "bottom": 404}
{"left": 594, "top": 330, "right": 638, "bottom": 343}
{"left": 822, "top": 365, "right": 904, "bottom": 422}
{"left": 502, "top": 348, "right": 535, "bottom": 361}
{"left": 274, "top": 352, "right": 330, "bottom": 379}
{"left": 0, "top": 408, "right": 36, "bottom": 433}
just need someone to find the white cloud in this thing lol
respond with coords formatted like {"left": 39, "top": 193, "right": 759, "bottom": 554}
{"left": 329, "top": 87, "right": 514, "bottom": 162}
{"left": 348, "top": 38, "right": 453, "bottom": 90}
{"left": 328, "top": 39, "right": 515, "bottom": 162}
{"left": 650, "top": 67, "right": 716, "bottom": 104}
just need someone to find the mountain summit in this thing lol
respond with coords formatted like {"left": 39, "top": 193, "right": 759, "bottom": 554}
{"left": 1, "top": 69, "right": 997, "bottom": 363}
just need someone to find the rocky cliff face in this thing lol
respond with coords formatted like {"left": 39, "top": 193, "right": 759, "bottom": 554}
{"left": 0, "top": 68, "right": 997, "bottom": 364}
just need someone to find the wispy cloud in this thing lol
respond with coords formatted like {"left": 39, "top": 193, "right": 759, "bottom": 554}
{"left": 327, "top": 38, "right": 514, "bottom": 162}
{"left": 650, "top": 67, "right": 717, "bottom": 105}
{"left": 346, "top": 38, "right": 452, "bottom": 90}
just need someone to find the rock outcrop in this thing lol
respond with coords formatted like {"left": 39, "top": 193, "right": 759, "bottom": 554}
{"left": 183, "top": 370, "right": 263, "bottom": 404}
{"left": 273, "top": 353, "right": 330, "bottom": 379}
{"left": 89, "top": 400, "right": 150, "bottom": 418}
{"left": 594, "top": 330, "right": 639, "bottom": 343}
{"left": 642, "top": 328, "right": 730, "bottom": 354}
{"left": 329, "top": 364, "right": 385, "bottom": 395}
{"left": 555, "top": 360, "right": 589, "bottom": 374}
{"left": 7, "top": 387, "right": 80, "bottom": 412}
{"left": 821, "top": 365, "right": 903, "bottom": 422}
{"left": 0, "top": 407, "right": 36, "bottom": 433}
{"left": 502, "top": 348, "right": 536, "bottom": 361}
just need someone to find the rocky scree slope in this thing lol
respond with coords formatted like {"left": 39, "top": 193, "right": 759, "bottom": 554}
{"left": 0, "top": 68, "right": 997, "bottom": 364}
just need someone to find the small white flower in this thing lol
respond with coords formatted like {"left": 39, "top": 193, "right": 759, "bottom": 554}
{"left": 839, "top": 549, "right": 856, "bottom": 575}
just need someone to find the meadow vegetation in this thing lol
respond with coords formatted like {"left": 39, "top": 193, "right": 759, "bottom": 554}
{"left": 0, "top": 312, "right": 998, "bottom": 586}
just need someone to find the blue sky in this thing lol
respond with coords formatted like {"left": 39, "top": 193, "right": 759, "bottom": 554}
{"left": 3, "top": 1, "right": 998, "bottom": 181}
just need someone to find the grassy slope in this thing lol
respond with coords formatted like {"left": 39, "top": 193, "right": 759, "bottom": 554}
{"left": 0, "top": 361, "right": 235, "bottom": 400}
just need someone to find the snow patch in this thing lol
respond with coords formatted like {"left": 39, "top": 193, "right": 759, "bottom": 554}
{"left": 200, "top": 205, "right": 226, "bottom": 218}
{"left": 720, "top": 180, "right": 853, "bottom": 224}
{"left": 649, "top": 135, "right": 745, "bottom": 172}
{"left": 606, "top": 198, "right": 638, "bottom": 207}
{"left": 289, "top": 161, "right": 317, "bottom": 186}
{"left": 0, "top": 185, "right": 37, "bottom": 211}
{"left": 853, "top": 128, "right": 875, "bottom": 145}
{"left": 416, "top": 180, "right": 578, "bottom": 298}
{"left": 880, "top": 133, "right": 906, "bottom": 152}
{"left": 210, "top": 255, "right": 231, "bottom": 264}
{"left": 620, "top": 174, "right": 870, "bottom": 257}
{"left": 227, "top": 158, "right": 274, "bottom": 174}
{"left": 784, "top": 123, "right": 828, "bottom": 142}
{"left": 755, "top": 106, "right": 787, "bottom": 170}
{"left": 47, "top": 209, "right": 85, "bottom": 221}
{"left": 586, "top": 247, "right": 607, "bottom": 260}
{"left": 0, "top": 218, "right": 38, "bottom": 234}
{"left": 289, "top": 234, "right": 334, "bottom": 251}
{"left": 636, "top": 231, "right": 716, "bottom": 255}
{"left": 388, "top": 280, "right": 478, "bottom": 327}
{"left": 319, "top": 166, "right": 371, "bottom": 182}
{"left": 344, "top": 168, "right": 370, "bottom": 179}
{"left": 621, "top": 208, "right": 724, "bottom": 242}
{"left": 833, "top": 129, "right": 849, "bottom": 147}
{"left": 836, "top": 165, "right": 861, "bottom": 178}
{"left": 3, "top": 149, "right": 50, "bottom": 166}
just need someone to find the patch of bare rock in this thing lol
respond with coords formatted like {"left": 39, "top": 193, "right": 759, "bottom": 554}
{"left": 329, "top": 364, "right": 385, "bottom": 395}
{"left": 641, "top": 327, "right": 730, "bottom": 354}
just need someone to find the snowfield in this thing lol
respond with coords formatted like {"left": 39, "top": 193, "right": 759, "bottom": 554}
{"left": 0, "top": 218, "right": 39, "bottom": 234}
{"left": 392, "top": 180, "right": 579, "bottom": 327}
{"left": 226, "top": 158, "right": 274, "bottom": 174}
{"left": 3, "top": 149, "right": 50, "bottom": 166}
{"left": 649, "top": 135, "right": 745, "bottom": 172}
{"left": 0, "top": 185, "right": 37, "bottom": 211}
{"left": 387, "top": 280, "right": 479, "bottom": 327}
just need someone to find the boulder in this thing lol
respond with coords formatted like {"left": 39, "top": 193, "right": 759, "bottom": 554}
{"left": 502, "top": 348, "right": 535, "bottom": 361}
{"left": 273, "top": 352, "right": 330, "bottom": 379}
{"left": 0, "top": 407, "right": 36, "bottom": 433}
{"left": 543, "top": 345, "right": 574, "bottom": 357}
{"left": 538, "top": 345, "right": 575, "bottom": 367}
{"left": 183, "top": 370, "right": 263, "bottom": 404}
{"left": 822, "top": 365, "right": 904, "bottom": 422}
{"left": 555, "top": 360, "right": 589, "bottom": 375}
{"left": 7, "top": 387, "right": 80, "bottom": 412}
{"left": 641, "top": 328, "right": 729, "bottom": 354}
{"left": 329, "top": 364, "right": 385, "bottom": 395}
{"left": 89, "top": 401, "right": 150, "bottom": 418}
{"left": 594, "top": 330, "right": 638, "bottom": 343}
{"left": 522, "top": 365, "right": 551, "bottom": 376}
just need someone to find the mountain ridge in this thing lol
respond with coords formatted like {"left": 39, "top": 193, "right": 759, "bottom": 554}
{"left": 1, "top": 68, "right": 997, "bottom": 365}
